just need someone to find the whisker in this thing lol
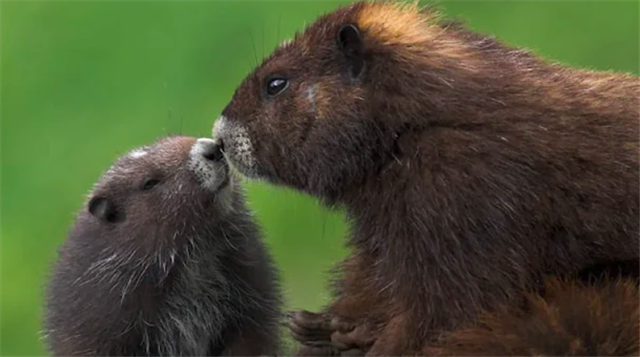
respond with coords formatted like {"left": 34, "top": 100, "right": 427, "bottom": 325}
{"left": 249, "top": 29, "right": 259, "bottom": 68}
{"left": 277, "top": 13, "right": 282, "bottom": 45}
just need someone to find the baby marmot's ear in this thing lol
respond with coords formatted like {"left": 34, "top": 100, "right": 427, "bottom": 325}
{"left": 337, "top": 24, "right": 364, "bottom": 79}
{"left": 88, "top": 196, "right": 121, "bottom": 223}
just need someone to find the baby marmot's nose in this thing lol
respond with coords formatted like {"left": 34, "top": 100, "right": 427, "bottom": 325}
{"left": 202, "top": 139, "right": 224, "bottom": 162}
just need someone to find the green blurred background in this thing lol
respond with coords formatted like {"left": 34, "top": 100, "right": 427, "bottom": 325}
{"left": 1, "top": 0, "right": 638, "bottom": 354}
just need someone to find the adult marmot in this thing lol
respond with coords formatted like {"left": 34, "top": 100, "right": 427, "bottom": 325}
{"left": 214, "top": 1, "right": 639, "bottom": 355}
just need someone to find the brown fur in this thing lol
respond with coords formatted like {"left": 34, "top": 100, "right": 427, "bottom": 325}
{"left": 425, "top": 277, "right": 640, "bottom": 356}
{"left": 214, "top": 1, "right": 640, "bottom": 355}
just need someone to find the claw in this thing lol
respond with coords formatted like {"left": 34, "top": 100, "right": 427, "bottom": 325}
{"left": 330, "top": 316, "right": 356, "bottom": 333}
{"left": 330, "top": 320, "right": 377, "bottom": 352}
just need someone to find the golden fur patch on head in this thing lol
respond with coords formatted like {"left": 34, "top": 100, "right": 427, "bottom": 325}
{"left": 356, "top": 1, "right": 440, "bottom": 46}
{"left": 353, "top": 1, "right": 475, "bottom": 65}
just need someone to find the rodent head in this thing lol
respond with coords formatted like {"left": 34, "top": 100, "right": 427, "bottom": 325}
{"left": 213, "top": 1, "right": 454, "bottom": 201}
{"left": 86, "top": 136, "right": 233, "bottom": 231}
{"left": 214, "top": 2, "right": 381, "bottom": 201}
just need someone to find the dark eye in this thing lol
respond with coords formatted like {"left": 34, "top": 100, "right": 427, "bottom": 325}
{"left": 141, "top": 178, "right": 160, "bottom": 191}
{"left": 266, "top": 77, "right": 288, "bottom": 97}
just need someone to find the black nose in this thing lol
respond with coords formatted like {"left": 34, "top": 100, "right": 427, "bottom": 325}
{"left": 203, "top": 139, "right": 224, "bottom": 161}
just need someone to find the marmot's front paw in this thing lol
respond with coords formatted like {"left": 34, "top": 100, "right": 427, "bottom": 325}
{"left": 293, "top": 345, "right": 341, "bottom": 356}
{"left": 328, "top": 316, "right": 376, "bottom": 353}
{"left": 288, "top": 310, "right": 333, "bottom": 347}
{"left": 288, "top": 310, "right": 376, "bottom": 356}
{"left": 293, "top": 343, "right": 367, "bottom": 357}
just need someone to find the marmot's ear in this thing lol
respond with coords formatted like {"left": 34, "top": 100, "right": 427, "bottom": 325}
{"left": 88, "top": 196, "right": 121, "bottom": 223}
{"left": 337, "top": 24, "right": 364, "bottom": 79}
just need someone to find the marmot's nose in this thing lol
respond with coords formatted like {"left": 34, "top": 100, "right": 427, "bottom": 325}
{"left": 196, "top": 138, "right": 224, "bottom": 162}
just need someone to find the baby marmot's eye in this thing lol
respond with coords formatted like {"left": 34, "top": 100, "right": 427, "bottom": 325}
{"left": 141, "top": 178, "right": 160, "bottom": 191}
{"left": 266, "top": 77, "right": 288, "bottom": 97}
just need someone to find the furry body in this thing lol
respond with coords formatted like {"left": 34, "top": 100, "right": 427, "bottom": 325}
{"left": 43, "top": 136, "right": 282, "bottom": 356}
{"left": 214, "top": 2, "right": 639, "bottom": 355}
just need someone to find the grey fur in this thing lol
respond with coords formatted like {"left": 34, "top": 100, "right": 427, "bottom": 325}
{"left": 42, "top": 136, "right": 282, "bottom": 356}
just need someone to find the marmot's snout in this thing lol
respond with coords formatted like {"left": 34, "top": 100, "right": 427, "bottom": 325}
{"left": 201, "top": 138, "right": 224, "bottom": 162}
{"left": 188, "top": 138, "right": 231, "bottom": 193}
{"left": 192, "top": 138, "right": 224, "bottom": 163}
{"left": 212, "top": 116, "right": 259, "bottom": 179}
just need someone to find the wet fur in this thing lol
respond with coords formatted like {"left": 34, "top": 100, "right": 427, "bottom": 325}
{"left": 43, "top": 136, "right": 282, "bottom": 356}
{"left": 216, "top": 1, "right": 639, "bottom": 355}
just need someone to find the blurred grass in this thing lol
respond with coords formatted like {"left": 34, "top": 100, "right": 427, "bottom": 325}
{"left": 0, "top": 1, "right": 638, "bottom": 355}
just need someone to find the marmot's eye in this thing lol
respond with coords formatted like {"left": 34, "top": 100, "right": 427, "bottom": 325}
{"left": 141, "top": 178, "right": 160, "bottom": 191}
{"left": 266, "top": 77, "right": 288, "bottom": 97}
